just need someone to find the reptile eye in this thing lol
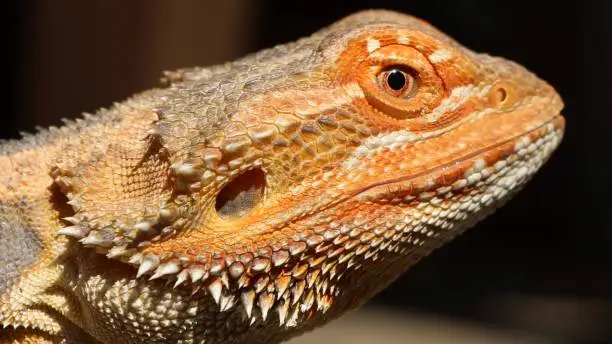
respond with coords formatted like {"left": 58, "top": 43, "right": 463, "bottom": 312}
{"left": 355, "top": 44, "right": 444, "bottom": 119}
{"left": 378, "top": 67, "right": 417, "bottom": 98}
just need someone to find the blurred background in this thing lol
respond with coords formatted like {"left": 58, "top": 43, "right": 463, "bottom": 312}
{"left": 3, "top": 1, "right": 611, "bottom": 343}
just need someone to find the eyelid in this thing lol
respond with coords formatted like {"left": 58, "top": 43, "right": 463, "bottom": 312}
{"left": 353, "top": 44, "right": 446, "bottom": 120}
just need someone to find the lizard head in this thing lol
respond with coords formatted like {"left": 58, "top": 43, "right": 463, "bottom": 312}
{"left": 55, "top": 9, "right": 564, "bottom": 336}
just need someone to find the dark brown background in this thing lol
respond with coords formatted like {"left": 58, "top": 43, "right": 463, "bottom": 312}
{"left": 4, "top": 1, "right": 611, "bottom": 343}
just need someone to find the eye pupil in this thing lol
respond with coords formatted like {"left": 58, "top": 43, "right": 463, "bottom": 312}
{"left": 386, "top": 69, "right": 407, "bottom": 91}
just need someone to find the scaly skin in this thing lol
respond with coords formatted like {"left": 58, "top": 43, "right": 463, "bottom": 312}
{"left": 0, "top": 9, "right": 564, "bottom": 344}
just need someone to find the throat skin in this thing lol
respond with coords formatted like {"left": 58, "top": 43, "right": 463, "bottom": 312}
{"left": 0, "top": 9, "right": 564, "bottom": 344}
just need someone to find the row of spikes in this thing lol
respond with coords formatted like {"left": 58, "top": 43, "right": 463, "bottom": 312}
{"left": 56, "top": 194, "right": 196, "bottom": 255}
{"left": 58, "top": 220, "right": 394, "bottom": 327}
{"left": 0, "top": 106, "right": 124, "bottom": 156}
{"left": 129, "top": 246, "right": 351, "bottom": 327}
{"left": 116, "top": 234, "right": 388, "bottom": 327}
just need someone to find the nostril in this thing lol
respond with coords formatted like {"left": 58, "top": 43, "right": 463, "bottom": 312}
{"left": 494, "top": 87, "right": 508, "bottom": 104}
{"left": 489, "top": 81, "right": 515, "bottom": 107}
{"left": 215, "top": 168, "right": 266, "bottom": 219}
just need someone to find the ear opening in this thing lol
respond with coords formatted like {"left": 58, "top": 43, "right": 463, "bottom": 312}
{"left": 215, "top": 168, "right": 266, "bottom": 219}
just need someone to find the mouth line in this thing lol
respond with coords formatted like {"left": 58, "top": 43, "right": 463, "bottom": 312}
{"left": 351, "top": 114, "right": 564, "bottom": 198}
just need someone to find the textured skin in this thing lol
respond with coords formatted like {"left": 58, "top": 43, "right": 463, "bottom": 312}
{"left": 0, "top": 9, "right": 565, "bottom": 344}
{"left": 0, "top": 207, "right": 42, "bottom": 293}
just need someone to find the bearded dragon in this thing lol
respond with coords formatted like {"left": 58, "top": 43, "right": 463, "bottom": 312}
{"left": 0, "top": 9, "right": 565, "bottom": 344}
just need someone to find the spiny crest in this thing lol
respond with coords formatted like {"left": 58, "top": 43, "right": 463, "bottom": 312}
{"left": 50, "top": 145, "right": 195, "bottom": 253}
{"left": 120, "top": 235, "right": 355, "bottom": 328}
